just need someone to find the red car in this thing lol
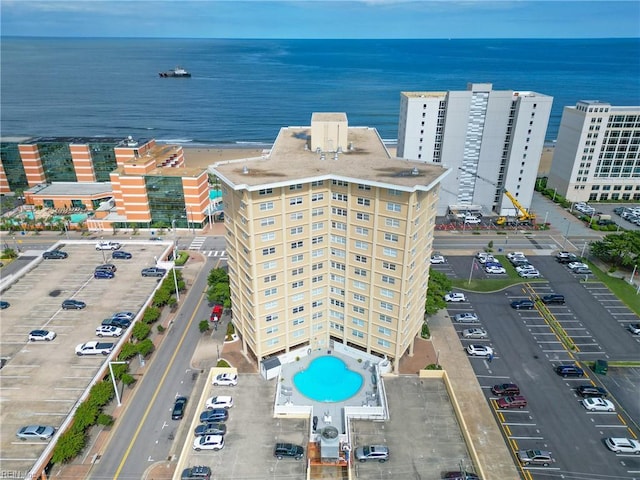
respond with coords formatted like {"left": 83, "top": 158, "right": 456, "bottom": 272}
{"left": 497, "top": 395, "right": 528, "bottom": 409}
{"left": 491, "top": 383, "right": 520, "bottom": 396}
{"left": 210, "top": 304, "right": 223, "bottom": 322}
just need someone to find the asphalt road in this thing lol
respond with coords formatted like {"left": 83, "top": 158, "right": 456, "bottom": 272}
{"left": 87, "top": 256, "right": 222, "bottom": 480}
{"left": 439, "top": 255, "right": 640, "bottom": 480}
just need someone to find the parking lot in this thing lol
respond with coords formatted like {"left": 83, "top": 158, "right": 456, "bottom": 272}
{"left": 0, "top": 241, "right": 170, "bottom": 475}
{"left": 437, "top": 251, "right": 640, "bottom": 479}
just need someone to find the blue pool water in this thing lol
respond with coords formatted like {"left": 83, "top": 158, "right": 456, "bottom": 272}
{"left": 19, "top": 211, "right": 87, "bottom": 223}
{"left": 293, "top": 356, "right": 363, "bottom": 402}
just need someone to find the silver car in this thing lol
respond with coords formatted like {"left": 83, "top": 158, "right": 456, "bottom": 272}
{"left": 16, "top": 425, "right": 55, "bottom": 441}
{"left": 453, "top": 313, "right": 479, "bottom": 323}
{"left": 354, "top": 445, "right": 389, "bottom": 463}
{"left": 462, "top": 328, "right": 488, "bottom": 339}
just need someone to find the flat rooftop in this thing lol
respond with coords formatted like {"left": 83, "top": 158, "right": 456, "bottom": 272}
{"left": 213, "top": 126, "right": 448, "bottom": 191}
{"left": 25, "top": 182, "right": 113, "bottom": 196}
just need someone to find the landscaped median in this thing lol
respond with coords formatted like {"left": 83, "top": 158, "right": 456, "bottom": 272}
{"left": 534, "top": 298, "right": 578, "bottom": 352}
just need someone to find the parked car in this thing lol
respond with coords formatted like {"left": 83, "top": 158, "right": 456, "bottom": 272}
{"left": 199, "top": 408, "right": 229, "bottom": 423}
{"left": 141, "top": 267, "right": 167, "bottom": 277}
{"left": 507, "top": 252, "right": 526, "bottom": 260}
{"left": 443, "top": 472, "right": 480, "bottom": 480}
{"left": 555, "top": 364, "right": 585, "bottom": 377}
{"left": 274, "top": 443, "right": 305, "bottom": 460}
{"left": 42, "top": 250, "right": 68, "bottom": 259}
{"left": 581, "top": 397, "right": 615, "bottom": 412}
{"left": 95, "top": 263, "right": 117, "bottom": 273}
{"left": 28, "top": 329, "right": 57, "bottom": 342}
{"left": 94, "top": 270, "right": 115, "bottom": 279}
{"left": 464, "top": 216, "right": 481, "bottom": 225}
{"left": 0, "top": 300, "right": 11, "bottom": 309}
{"left": 95, "top": 325, "right": 123, "bottom": 337}
{"left": 604, "top": 437, "right": 640, "bottom": 454}
{"left": 192, "top": 434, "right": 224, "bottom": 451}
{"left": 476, "top": 255, "right": 495, "bottom": 265}
{"left": 61, "top": 299, "right": 86, "bottom": 310}
{"left": 112, "top": 250, "right": 132, "bottom": 259}
{"left": 430, "top": 254, "right": 446, "bottom": 264}
{"left": 102, "top": 317, "right": 131, "bottom": 329}
{"left": 453, "top": 312, "right": 479, "bottom": 323}
{"left": 510, "top": 299, "right": 534, "bottom": 310}
{"left": 518, "top": 269, "right": 541, "bottom": 278}
{"left": 574, "top": 267, "right": 592, "bottom": 275}
{"left": 194, "top": 422, "right": 227, "bottom": 437}
{"left": 16, "top": 425, "right": 55, "bottom": 441}
{"left": 568, "top": 262, "right": 589, "bottom": 271}
{"left": 96, "top": 241, "right": 121, "bottom": 250}
{"left": 112, "top": 311, "right": 136, "bottom": 321}
{"left": 515, "top": 264, "right": 536, "bottom": 273}
{"left": 466, "top": 344, "right": 494, "bottom": 357}
{"left": 627, "top": 323, "right": 640, "bottom": 335}
{"left": 491, "top": 383, "right": 520, "bottom": 396}
{"left": 205, "top": 396, "right": 233, "bottom": 409}
{"left": 212, "top": 373, "right": 238, "bottom": 386}
{"left": 576, "top": 385, "right": 608, "bottom": 398}
{"left": 497, "top": 395, "right": 528, "bottom": 409}
{"left": 542, "top": 294, "right": 565, "bottom": 305}
{"left": 354, "top": 445, "right": 390, "bottom": 463}
{"left": 444, "top": 292, "right": 466, "bottom": 302}
{"left": 485, "top": 265, "right": 506, "bottom": 274}
{"left": 180, "top": 466, "right": 212, "bottom": 480}
{"left": 517, "top": 449, "right": 554, "bottom": 466}
{"left": 462, "top": 328, "right": 487, "bottom": 339}
{"left": 172, "top": 396, "right": 188, "bottom": 420}
{"left": 556, "top": 254, "right": 579, "bottom": 264}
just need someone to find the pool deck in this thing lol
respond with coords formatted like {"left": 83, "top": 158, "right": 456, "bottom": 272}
{"left": 277, "top": 349, "right": 381, "bottom": 435}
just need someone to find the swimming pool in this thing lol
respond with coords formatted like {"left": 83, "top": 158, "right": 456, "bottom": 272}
{"left": 293, "top": 356, "right": 363, "bottom": 402}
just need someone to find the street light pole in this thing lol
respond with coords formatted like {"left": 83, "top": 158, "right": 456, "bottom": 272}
{"left": 173, "top": 242, "right": 180, "bottom": 302}
{"left": 109, "top": 361, "right": 129, "bottom": 406}
{"left": 562, "top": 220, "right": 571, "bottom": 250}
{"left": 552, "top": 188, "right": 557, "bottom": 202}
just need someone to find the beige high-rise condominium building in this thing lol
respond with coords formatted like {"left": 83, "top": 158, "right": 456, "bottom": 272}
{"left": 212, "top": 113, "right": 449, "bottom": 369}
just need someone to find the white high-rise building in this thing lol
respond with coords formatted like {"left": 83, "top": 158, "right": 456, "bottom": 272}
{"left": 547, "top": 101, "right": 640, "bottom": 202}
{"left": 397, "top": 83, "right": 553, "bottom": 216}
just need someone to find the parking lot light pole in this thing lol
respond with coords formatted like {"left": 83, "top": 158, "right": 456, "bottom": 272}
{"left": 562, "top": 220, "right": 571, "bottom": 249}
{"left": 109, "top": 361, "right": 129, "bottom": 406}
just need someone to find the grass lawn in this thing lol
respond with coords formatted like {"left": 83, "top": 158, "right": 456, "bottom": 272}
{"left": 585, "top": 260, "right": 640, "bottom": 316}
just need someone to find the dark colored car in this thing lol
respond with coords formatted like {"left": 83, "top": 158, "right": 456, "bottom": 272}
{"left": 555, "top": 365, "right": 585, "bottom": 377}
{"left": 496, "top": 395, "right": 528, "bottom": 409}
{"left": 194, "top": 422, "right": 227, "bottom": 437}
{"left": 556, "top": 254, "right": 579, "bottom": 264}
{"left": 172, "top": 396, "right": 188, "bottom": 420}
{"left": 510, "top": 299, "right": 534, "bottom": 310}
{"left": 94, "top": 270, "right": 115, "bottom": 279}
{"left": 542, "top": 294, "right": 565, "bottom": 305}
{"left": 199, "top": 408, "right": 228, "bottom": 423}
{"left": 0, "top": 301, "right": 9, "bottom": 309}
{"left": 443, "top": 472, "right": 480, "bottom": 480}
{"left": 102, "top": 317, "right": 131, "bottom": 329}
{"left": 141, "top": 267, "right": 167, "bottom": 277}
{"left": 95, "top": 263, "right": 117, "bottom": 273}
{"left": 576, "top": 385, "right": 608, "bottom": 398}
{"left": 274, "top": 443, "right": 305, "bottom": 460}
{"left": 42, "top": 250, "right": 68, "bottom": 259}
{"left": 112, "top": 250, "right": 132, "bottom": 259}
{"left": 491, "top": 383, "right": 520, "bottom": 396}
{"left": 62, "top": 299, "right": 86, "bottom": 310}
{"left": 180, "top": 466, "right": 211, "bottom": 480}
{"left": 112, "top": 311, "right": 135, "bottom": 321}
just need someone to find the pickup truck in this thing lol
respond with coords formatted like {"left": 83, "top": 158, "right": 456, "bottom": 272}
{"left": 75, "top": 341, "right": 114, "bottom": 356}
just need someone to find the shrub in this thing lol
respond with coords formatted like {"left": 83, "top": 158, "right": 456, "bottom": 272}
{"left": 421, "top": 323, "right": 431, "bottom": 339}
{"left": 143, "top": 306, "right": 161, "bottom": 324}
{"left": 51, "top": 429, "right": 86, "bottom": 465}
{"left": 73, "top": 401, "right": 99, "bottom": 431}
{"left": 174, "top": 251, "right": 189, "bottom": 266}
{"left": 87, "top": 380, "right": 114, "bottom": 408}
{"left": 199, "top": 320, "right": 210, "bottom": 333}
{"left": 121, "top": 373, "right": 136, "bottom": 386}
{"left": 137, "top": 338, "right": 155, "bottom": 357}
{"left": 425, "top": 363, "right": 442, "bottom": 370}
{"left": 118, "top": 342, "right": 138, "bottom": 361}
{"left": 157, "top": 324, "right": 165, "bottom": 334}
{"left": 96, "top": 413, "right": 114, "bottom": 427}
{"left": 132, "top": 322, "right": 151, "bottom": 341}
{"left": 216, "top": 359, "right": 230, "bottom": 367}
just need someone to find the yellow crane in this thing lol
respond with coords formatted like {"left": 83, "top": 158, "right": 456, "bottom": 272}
{"left": 496, "top": 190, "right": 536, "bottom": 225}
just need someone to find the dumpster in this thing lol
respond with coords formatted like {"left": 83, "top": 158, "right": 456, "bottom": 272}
{"left": 594, "top": 359, "right": 608, "bottom": 375}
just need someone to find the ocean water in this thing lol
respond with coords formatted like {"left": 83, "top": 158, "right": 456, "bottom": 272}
{"left": 1, "top": 37, "right": 639, "bottom": 146}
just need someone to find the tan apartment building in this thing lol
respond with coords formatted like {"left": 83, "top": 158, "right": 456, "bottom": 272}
{"left": 212, "top": 113, "right": 449, "bottom": 369}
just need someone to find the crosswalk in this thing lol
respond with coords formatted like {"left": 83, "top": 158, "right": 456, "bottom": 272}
{"left": 188, "top": 236, "right": 207, "bottom": 250}
{"left": 203, "top": 250, "right": 227, "bottom": 258}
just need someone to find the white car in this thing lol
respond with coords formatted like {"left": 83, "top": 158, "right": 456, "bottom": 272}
{"left": 95, "top": 241, "right": 122, "bottom": 251}
{"left": 507, "top": 252, "right": 526, "bottom": 260}
{"left": 628, "top": 323, "right": 640, "bottom": 335}
{"left": 515, "top": 264, "right": 536, "bottom": 273}
{"left": 95, "top": 325, "right": 123, "bottom": 337}
{"left": 205, "top": 395, "right": 233, "bottom": 409}
{"left": 462, "top": 328, "right": 488, "bottom": 339}
{"left": 430, "top": 255, "right": 446, "bottom": 264}
{"left": 519, "top": 269, "right": 541, "bottom": 278}
{"left": 193, "top": 434, "right": 224, "bottom": 451}
{"left": 568, "top": 262, "right": 589, "bottom": 271}
{"left": 477, "top": 255, "right": 495, "bottom": 265}
{"left": 28, "top": 330, "right": 57, "bottom": 342}
{"left": 485, "top": 266, "right": 506, "bottom": 274}
{"left": 581, "top": 397, "right": 615, "bottom": 412}
{"left": 444, "top": 292, "right": 466, "bottom": 302}
{"left": 454, "top": 312, "right": 479, "bottom": 323}
{"left": 475, "top": 252, "right": 492, "bottom": 260}
{"left": 466, "top": 344, "right": 494, "bottom": 357}
{"left": 212, "top": 373, "right": 238, "bottom": 386}
{"left": 604, "top": 437, "right": 640, "bottom": 454}
{"left": 464, "top": 216, "right": 481, "bottom": 225}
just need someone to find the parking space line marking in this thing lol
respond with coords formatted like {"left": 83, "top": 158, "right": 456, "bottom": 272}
{"left": 508, "top": 436, "right": 544, "bottom": 440}
{"left": 594, "top": 424, "right": 630, "bottom": 427}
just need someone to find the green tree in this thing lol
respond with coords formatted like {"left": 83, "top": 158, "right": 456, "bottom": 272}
{"left": 207, "top": 282, "right": 230, "bottom": 304}
{"left": 425, "top": 270, "right": 452, "bottom": 316}
{"left": 51, "top": 429, "right": 86, "bottom": 464}
{"left": 118, "top": 342, "right": 138, "bottom": 361}
{"left": 591, "top": 231, "right": 640, "bottom": 267}
{"left": 137, "top": 339, "right": 155, "bottom": 357}
{"left": 73, "top": 401, "right": 99, "bottom": 431}
{"left": 1, "top": 248, "right": 18, "bottom": 259}
{"left": 207, "top": 267, "right": 229, "bottom": 286}
{"left": 132, "top": 322, "right": 151, "bottom": 341}
{"left": 199, "top": 320, "right": 210, "bottom": 333}
{"left": 143, "top": 306, "right": 161, "bottom": 324}
{"left": 87, "top": 380, "right": 114, "bottom": 408}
